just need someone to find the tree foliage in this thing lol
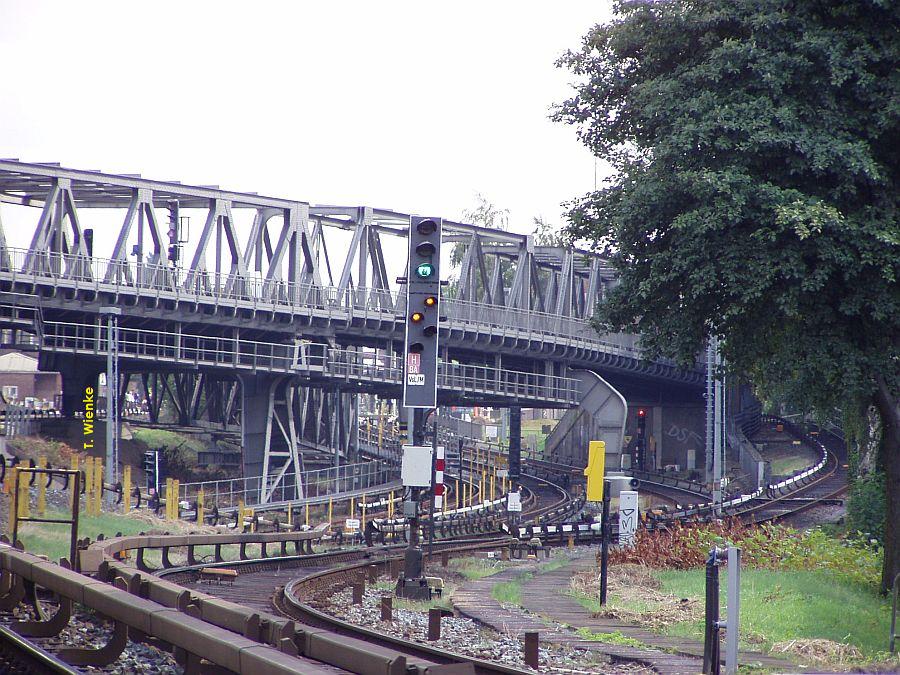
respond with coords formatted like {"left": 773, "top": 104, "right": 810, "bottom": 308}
{"left": 554, "top": 0, "right": 899, "bottom": 590}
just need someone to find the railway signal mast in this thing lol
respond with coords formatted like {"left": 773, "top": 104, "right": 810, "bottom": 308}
{"left": 397, "top": 216, "right": 442, "bottom": 600}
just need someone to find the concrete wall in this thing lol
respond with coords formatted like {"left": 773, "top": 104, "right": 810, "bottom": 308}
{"left": 621, "top": 403, "right": 704, "bottom": 471}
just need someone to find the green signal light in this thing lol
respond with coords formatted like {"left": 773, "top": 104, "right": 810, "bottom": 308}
{"left": 415, "top": 262, "right": 435, "bottom": 279}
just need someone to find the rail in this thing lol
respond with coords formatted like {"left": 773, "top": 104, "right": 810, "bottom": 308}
{"left": 649, "top": 415, "right": 831, "bottom": 522}
{"left": 0, "top": 544, "right": 335, "bottom": 674}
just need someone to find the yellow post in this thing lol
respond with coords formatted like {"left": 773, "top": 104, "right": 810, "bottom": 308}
{"left": 350, "top": 497, "right": 355, "bottom": 519}
{"left": 490, "top": 473, "right": 495, "bottom": 501}
{"left": 122, "top": 465, "right": 131, "bottom": 514}
{"left": 8, "top": 467, "right": 17, "bottom": 534}
{"left": 287, "top": 502, "right": 293, "bottom": 527}
{"left": 165, "top": 478, "right": 174, "bottom": 520}
{"left": 85, "top": 457, "right": 95, "bottom": 515}
{"left": 455, "top": 479, "right": 459, "bottom": 511}
{"left": 37, "top": 456, "right": 47, "bottom": 516}
{"left": 70, "top": 455, "right": 79, "bottom": 510}
{"left": 388, "top": 490, "right": 394, "bottom": 519}
{"left": 328, "top": 496, "right": 333, "bottom": 523}
{"left": 361, "top": 498, "right": 367, "bottom": 530}
{"left": 238, "top": 499, "right": 245, "bottom": 530}
{"left": 197, "top": 489, "right": 205, "bottom": 524}
{"left": 17, "top": 467, "right": 29, "bottom": 519}
{"left": 172, "top": 479, "right": 180, "bottom": 519}
{"left": 305, "top": 502, "right": 310, "bottom": 527}
{"left": 248, "top": 509, "right": 255, "bottom": 533}
{"left": 93, "top": 457, "right": 103, "bottom": 516}
{"left": 584, "top": 441, "right": 607, "bottom": 503}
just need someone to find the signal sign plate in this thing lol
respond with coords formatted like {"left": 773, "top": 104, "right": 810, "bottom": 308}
{"left": 407, "top": 353, "right": 424, "bottom": 386}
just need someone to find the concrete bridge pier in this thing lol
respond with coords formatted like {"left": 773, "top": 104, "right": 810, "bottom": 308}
{"left": 47, "top": 355, "right": 101, "bottom": 419}
{"left": 544, "top": 370, "right": 627, "bottom": 470}
{"left": 239, "top": 372, "right": 283, "bottom": 503}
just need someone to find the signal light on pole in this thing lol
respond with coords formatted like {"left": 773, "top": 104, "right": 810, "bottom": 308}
{"left": 403, "top": 215, "right": 442, "bottom": 409}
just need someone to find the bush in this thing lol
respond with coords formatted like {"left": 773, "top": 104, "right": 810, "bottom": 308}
{"left": 613, "top": 520, "right": 883, "bottom": 589}
{"left": 8, "top": 436, "right": 83, "bottom": 468}
{"left": 846, "top": 472, "right": 885, "bottom": 543}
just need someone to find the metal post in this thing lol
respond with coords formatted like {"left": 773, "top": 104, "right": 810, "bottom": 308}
{"left": 891, "top": 571, "right": 899, "bottom": 654}
{"left": 703, "top": 546, "right": 724, "bottom": 675}
{"left": 101, "top": 307, "right": 121, "bottom": 506}
{"left": 725, "top": 546, "right": 741, "bottom": 675}
{"left": 705, "top": 338, "right": 715, "bottom": 486}
{"left": 713, "top": 338, "right": 723, "bottom": 515}
{"left": 600, "top": 479, "right": 611, "bottom": 605}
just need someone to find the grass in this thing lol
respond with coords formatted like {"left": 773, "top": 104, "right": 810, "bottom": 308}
{"left": 656, "top": 569, "right": 894, "bottom": 657}
{"left": 575, "top": 628, "right": 649, "bottom": 648}
{"left": 130, "top": 427, "right": 205, "bottom": 454}
{"left": 16, "top": 508, "right": 204, "bottom": 563}
{"left": 449, "top": 556, "right": 510, "bottom": 580}
{"left": 570, "top": 566, "right": 897, "bottom": 665}
{"left": 492, "top": 577, "right": 526, "bottom": 605}
{"left": 521, "top": 418, "right": 557, "bottom": 453}
{"left": 489, "top": 556, "right": 569, "bottom": 606}
{"left": 768, "top": 455, "right": 814, "bottom": 476}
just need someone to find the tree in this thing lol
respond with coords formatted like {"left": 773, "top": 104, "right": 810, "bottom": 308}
{"left": 532, "top": 216, "right": 570, "bottom": 247}
{"left": 554, "top": 1, "right": 899, "bottom": 592}
{"left": 448, "top": 193, "right": 513, "bottom": 299}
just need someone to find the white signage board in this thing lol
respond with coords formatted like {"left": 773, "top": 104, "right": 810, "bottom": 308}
{"left": 507, "top": 491, "right": 522, "bottom": 512}
{"left": 345, "top": 518, "right": 360, "bottom": 531}
{"left": 401, "top": 445, "right": 434, "bottom": 487}
{"left": 619, "top": 490, "right": 638, "bottom": 547}
{"left": 497, "top": 469, "right": 509, "bottom": 479}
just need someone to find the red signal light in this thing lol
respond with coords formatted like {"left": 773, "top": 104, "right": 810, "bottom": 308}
{"left": 638, "top": 408, "right": 646, "bottom": 417}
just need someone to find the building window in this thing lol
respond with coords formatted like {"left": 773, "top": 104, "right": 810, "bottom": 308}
{"left": 2, "top": 385, "right": 18, "bottom": 400}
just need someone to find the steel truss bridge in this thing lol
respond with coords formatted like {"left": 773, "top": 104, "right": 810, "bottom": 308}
{"left": 0, "top": 160, "right": 703, "bottom": 503}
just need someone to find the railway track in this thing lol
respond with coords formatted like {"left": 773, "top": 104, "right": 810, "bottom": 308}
{"left": 0, "top": 624, "right": 81, "bottom": 674}
{"left": 0, "top": 420, "right": 849, "bottom": 674}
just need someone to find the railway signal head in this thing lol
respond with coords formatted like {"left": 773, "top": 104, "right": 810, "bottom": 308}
{"left": 403, "top": 215, "right": 442, "bottom": 408}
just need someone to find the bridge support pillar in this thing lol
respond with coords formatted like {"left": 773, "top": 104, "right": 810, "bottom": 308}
{"left": 508, "top": 406, "right": 522, "bottom": 483}
{"left": 239, "top": 373, "right": 280, "bottom": 503}
{"left": 544, "top": 370, "right": 627, "bottom": 470}
{"left": 54, "top": 357, "right": 102, "bottom": 419}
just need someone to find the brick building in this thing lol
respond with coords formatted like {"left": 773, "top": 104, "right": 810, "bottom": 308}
{"left": 0, "top": 352, "right": 61, "bottom": 408}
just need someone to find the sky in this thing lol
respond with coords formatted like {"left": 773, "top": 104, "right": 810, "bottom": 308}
{"left": 0, "top": 1, "right": 612, "bottom": 249}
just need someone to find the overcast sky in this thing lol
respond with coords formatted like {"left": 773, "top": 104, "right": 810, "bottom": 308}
{"left": 0, "top": 1, "right": 612, "bottom": 247}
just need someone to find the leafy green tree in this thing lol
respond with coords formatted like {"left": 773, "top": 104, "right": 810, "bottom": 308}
{"left": 554, "top": 1, "right": 899, "bottom": 591}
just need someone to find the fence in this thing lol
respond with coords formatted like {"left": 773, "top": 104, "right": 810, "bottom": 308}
{"left": 178, "top": 459, "right": 398, "bottom": 507}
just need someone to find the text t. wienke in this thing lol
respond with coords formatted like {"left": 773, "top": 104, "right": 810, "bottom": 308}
{"left": 82, "top": 386, "right": 95, "bottom": 448}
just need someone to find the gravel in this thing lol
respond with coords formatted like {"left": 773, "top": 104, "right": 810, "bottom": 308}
{"left": 0, "top": 601, "right": 182, "bottom": 674}
{"left": 321, "top": 581, "right": 649, "bottom": 674}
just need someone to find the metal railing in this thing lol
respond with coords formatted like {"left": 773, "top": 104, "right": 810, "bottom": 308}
{"left": 0, "top": 246, "right": 649, "bottom": 357}
{"left": 38, "top": 319, "right": 581, "bottom": 405}
{"left": 177, "top": 460, "right": 397, "bottom": 508}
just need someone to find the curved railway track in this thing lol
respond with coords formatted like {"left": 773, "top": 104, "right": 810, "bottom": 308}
{"left": 0, "top": 420, "right": 848, "bottom": 674}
